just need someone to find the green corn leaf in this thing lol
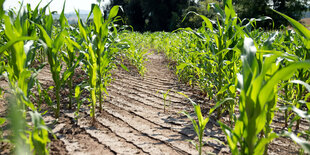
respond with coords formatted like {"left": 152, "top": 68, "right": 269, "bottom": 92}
{"left": 62, "top": 70, "right": 73, "bottom": 82}
{"left": 41, "top": 0, "right": 53, "bottom": 14}
{"left": 194, "top": 104, "right": 203, "bottom": 127}
{"left": 87, "top": 3, "right": 96, "bottom": 21}
{"left": 285, "top": 132, "right": 310, "bottom": 154}
{"left": 180, "top": 111, "right": 199, "bottom": 136}
{"left": 108, "top": 5, "right": 120, "bottom": 21}
{"left": 76, "top": 10, "right": 88, "bottom": 42}
{"left": 0, "top": 36, "right": 37, "bottom": 54}
{"left": 291, "top": 106, "right": 310, "bottom": 120}
{"left": 0, "top": 0, "right": 4, "bottom": 18}
{"left": 218, "top": 121, "right": 239, "bottom": 154}
{"left": 75, "top": 86, "right": 81, "bottom": 98}
{"left": 46, "top": 10, "right": 54, "bottom": 36}
{"left": 0, "top": 117, "right": 5, "bottom": 125}
{"left": 59, "top": 0, "right": 67, "bottom": 29}
{"left": 254, "top": 133, "right": 278, "bottom": 154}
{"left": 209, "top": 3, "right": 225, "bottom": 19}
{"left": 199, "top": 15, "right": 214, "bottom": 32}
{"left": 290, "top": 80, "right": 310, "bottom": 92}
{"left": 93, "top": 5, "right": 102, "bottom": 33}
{"left": 272, "top": 9, "right": 310, "bottom": 40}
{"left": 66, "top": 37, "right": 82, "bottom": 50}
{"left": 120, "top": 63, "right": 129, "bottom": 72}
{"left": 36, "top": 24, "right": 53, "bottom": 48}
{"left": 209, "top": 98, "right": 234, "bottom": 114}
{"left": 259, "top": 61, "right": 310, "bottom": 104}
{"left": 32, "top": 0, "right": 42, "bottom": 19}
{"left": 3, "top": 15, "right": 15, "bottom": 40}
{"left": 54, "top": 31, "right": 66, "bottom": 50}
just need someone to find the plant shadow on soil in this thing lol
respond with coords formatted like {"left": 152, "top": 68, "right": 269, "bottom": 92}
{"left": 0, "top": 51, "right": 306, "bottom": 154}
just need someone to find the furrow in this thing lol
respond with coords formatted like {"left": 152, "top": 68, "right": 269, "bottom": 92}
{"left": 112, "top": 79, "right": 187, "bottom": 101}
{"left": 44, "top": 114, "right": 115, "bottom": 155}
{"left": 78, "top": 107, "right": 183, "bottom": 155}
{"left": 108, "top": 85, "right": 187, "bottom": 113}
{"left": 102, "top": 100, "right": 218, "bottom": 154}
{"left": 116, "top": 72, "right": 176, "bottom": 84}
{"left": 105, "top": 92, "right": 227, "bottom": 147}
{"left": 114, "top": 76, "right": 202, "bottom": 99}
{"left": 63, "top": 111, "right": 147, "bottom": 155}
{"left": 110, "top": 85, "right": 191, "bottom": 113}
{"left": 114, "top": 73, "right": 189, "bottom": 91}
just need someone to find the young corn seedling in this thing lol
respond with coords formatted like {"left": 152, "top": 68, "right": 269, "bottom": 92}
{"left": 163, "top": 89, "right": 171, "bottom": 113}
{"left": 156, "top": 89, "right": 171, "bottom": 113}
{"left": 179, "top": 92, "right": 222, "bottom": 155}
{"left": 62, "top": 36, "right": 82, "bottom": 109}
{"left": 74, "top": 85, "right": 83, "bottom": 121}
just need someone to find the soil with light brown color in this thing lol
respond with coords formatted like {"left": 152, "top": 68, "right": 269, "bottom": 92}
{"left": 300, "top": 18, "right": 310, "bottom": 30}
{"left": 0, "top": 51, "right": 307, "bottom": 154}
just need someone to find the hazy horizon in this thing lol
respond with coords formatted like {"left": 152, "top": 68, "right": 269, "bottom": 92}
{"left": 3, "top": 0, "right": 111, "bottom": 14}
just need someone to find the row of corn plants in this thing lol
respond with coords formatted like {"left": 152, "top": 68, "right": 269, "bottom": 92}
{"left": 0, "top": 0, "right": 309, "bottom": 154}
{"left": 140, "top": 0, "right": 310, "bottom": 154}
{"left": 0, "top": 0, "right": 150, "bottom": 153}
{"left": 0, "top": 1, "right": 54, "bottom": 154}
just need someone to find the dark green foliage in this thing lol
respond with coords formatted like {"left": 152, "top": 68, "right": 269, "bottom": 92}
{"left": 109, "top": 0, "right": 309, "bottom": 31}
{"left": 110, "top": 0, "right": 195, "bottom": 31}
{"left": 234, "top": 0, "right": 309, "bottom": 28}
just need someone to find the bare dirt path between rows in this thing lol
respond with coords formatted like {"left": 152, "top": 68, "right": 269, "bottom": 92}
{"left": 3, "top": 51, "right": 301, "bottom": 154}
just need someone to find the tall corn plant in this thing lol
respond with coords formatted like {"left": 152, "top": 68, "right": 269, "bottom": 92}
{"left": 272, "top": 9, "right": 310, "bottom": 152}
{"left": 36, "top": 2, "right": 72, "bottom": 118}
{"left": 219, "top": 36, "right": 310, "bottom": 154}
{"left": 2, "top": 5, "right": 38, "bottom": 111}
{"left": 76, "top": 4, "right": 121, "bottom": 123}
{"left": 1, "top": 3, "right": 52, "bottom": 154}
{"left": 175, "top": 0, "right": 242, "bottom": 119}
{"left": 274, "top": 10, "right": 310, "bottom": 130}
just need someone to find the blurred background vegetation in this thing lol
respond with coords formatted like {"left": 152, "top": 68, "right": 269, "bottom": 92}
{"left": 106, "top": 0, "right": 309, "bottom": 32}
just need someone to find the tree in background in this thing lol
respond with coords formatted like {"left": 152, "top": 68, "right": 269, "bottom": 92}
{"left": 177, "top": 0, "right": 221, "bottom": 29}
{"left": 106, "top": 0, "right": 309, "bottom": 31}
{"left": 109, "top": 0, "right": 196, "bottom": 31}
{"left": 234, "top": 0, "right": 309, "bottom": 28}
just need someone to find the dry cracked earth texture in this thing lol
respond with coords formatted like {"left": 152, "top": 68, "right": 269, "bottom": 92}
{"left": 1, "top": 51, "right": 305, "bottom": 155}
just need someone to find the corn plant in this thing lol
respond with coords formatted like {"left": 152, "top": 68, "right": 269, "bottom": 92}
{"left": 76, "top": 4, "right": 121, "bottom": 123}
{"left": 156, "top": 89, "right": 171, "bottom": 113}
{"left": 273, "top": 9, "right": 310, "bottom": 130}
{"left": 2, "top": 5, "right": 39, "bottom": 111}
{"left": 0, "top": 0, "right": 3, "bottom": 16}
{"left": 74, "top": 85, "right": 83, "bottom": 120}
{"left": 219, "top": 36, "right": 310, "bottom": 154}
{"left": 282, "top": 92, "right": 310, "bottom": 154}
{"left": 1, "top": 3, "right": 52, "bottom": 154}
{"left": 62, "top": 35, "right": 82, "bottom": 109}
{"left": 120, "top": 32, "right": 149, "bottom": 76}
{"left": 36, "top": 2, "right": 73, "bottom": 118}
{"left": 180, "top": 92, "right": 224, "bottom": 155}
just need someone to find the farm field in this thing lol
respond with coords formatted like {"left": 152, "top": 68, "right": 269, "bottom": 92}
{"left": 9, "top": 51, "right": 303, "bottom": 155}
{"left": 0, "top": 0, "right": 310, "bottom": 155}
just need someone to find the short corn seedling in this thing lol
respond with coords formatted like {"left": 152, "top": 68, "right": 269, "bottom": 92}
{"left": 179, "top": 92, "right": 223, "bottom": 155}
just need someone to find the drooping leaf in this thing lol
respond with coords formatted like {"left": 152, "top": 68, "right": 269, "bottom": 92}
{"left": 272, "top": 9, "right": 310, "bottom": 40}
